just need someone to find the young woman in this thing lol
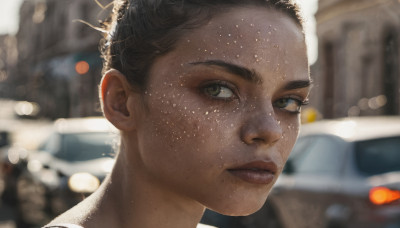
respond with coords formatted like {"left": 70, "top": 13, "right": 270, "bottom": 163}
{"left": 45, "top": 0, "right": 311, "bottom": 227}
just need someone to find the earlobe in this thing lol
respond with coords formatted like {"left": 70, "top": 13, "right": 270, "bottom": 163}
{"left": 100, "top": 69, "right": 137, "bottom": 131}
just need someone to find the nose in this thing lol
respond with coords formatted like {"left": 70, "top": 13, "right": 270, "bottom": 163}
{"left": 240, "top": 111, "right": 283, "bottom": 146}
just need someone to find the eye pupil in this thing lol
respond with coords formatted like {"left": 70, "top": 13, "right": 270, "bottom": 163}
{"left": 205, "top": 85, "right": 221, "bottom": 96}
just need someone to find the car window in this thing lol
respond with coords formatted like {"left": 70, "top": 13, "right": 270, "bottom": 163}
{"left": 40, "top": 133, "right": 61, "bottom": 154}
{"left": 355, "top": 136, "right": 400, "bottom": 176}
{"left": 289, "top": 135, "right": 347, "bottom": 176}
{"left": 54, "top": 132, "right": 116, "bottom": 162}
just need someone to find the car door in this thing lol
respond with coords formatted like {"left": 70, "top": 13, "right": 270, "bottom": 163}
{"left": 272, "top": 135, "right": 348, "bottom": 228}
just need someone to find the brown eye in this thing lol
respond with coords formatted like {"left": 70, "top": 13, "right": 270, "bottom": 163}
{"left": 203, "top": 84, "right": 234, "bottom": 99}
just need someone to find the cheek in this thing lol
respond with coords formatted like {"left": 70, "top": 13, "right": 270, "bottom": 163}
{"left": 137, "top": 93, "right": 230, "bottom": 176}
{"left": 276, "top": 116, "right": 300, "bottom": 164}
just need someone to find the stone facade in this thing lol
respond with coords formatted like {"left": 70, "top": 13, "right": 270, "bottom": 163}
{"left": 312, "top": 0, "right": 400, "bottom": 118}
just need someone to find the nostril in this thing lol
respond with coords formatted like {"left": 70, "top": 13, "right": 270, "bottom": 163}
{"left": 252, "top": 137, "right": 266, "bottom": 144}
{"left": 240, "top": 118, "right": 283, "bottom": 146}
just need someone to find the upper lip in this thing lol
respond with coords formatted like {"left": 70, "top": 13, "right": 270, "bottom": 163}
{"left": 228, "top": 160, "right": 278, "bottom": 174}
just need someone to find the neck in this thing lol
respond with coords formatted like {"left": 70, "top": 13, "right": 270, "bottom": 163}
{"left": 86, "top": 148, "right": 206, "bottom": 228}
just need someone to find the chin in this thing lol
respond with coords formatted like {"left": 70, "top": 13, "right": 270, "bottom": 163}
{"left": 205, "top": 194, "right": 268, "bottom": 217}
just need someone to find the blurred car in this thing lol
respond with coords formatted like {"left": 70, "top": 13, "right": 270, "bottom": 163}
{"left": 267, "top": 116, "right": 400, "bottom": 228}
{"left": 201, "top": 116, "right": 400, "bottom": 228}
{"left": 17, "top": 117, "right": 118, "bottom": 226}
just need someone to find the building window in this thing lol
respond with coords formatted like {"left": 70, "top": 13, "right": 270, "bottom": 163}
{"left": 382, "top": 29, "right": 399, "bottom": 115}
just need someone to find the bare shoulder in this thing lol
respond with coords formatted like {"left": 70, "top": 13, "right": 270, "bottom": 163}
{"left": 45, "top": 194, "right": 97, "bottom": 228}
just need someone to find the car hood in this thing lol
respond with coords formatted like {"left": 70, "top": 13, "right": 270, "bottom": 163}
{"left": 49, "top": 157, "right": 115, "bottom": 178}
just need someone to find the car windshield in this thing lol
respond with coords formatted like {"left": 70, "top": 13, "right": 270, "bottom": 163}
{"left": 355, "top": 136, "right": 400, "bottom": 176}
{"left": 56, "top": 132, "right": 115, "bottom": 162}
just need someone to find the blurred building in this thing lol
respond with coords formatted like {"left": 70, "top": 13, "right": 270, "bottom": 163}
{"left": 5, "top": 0, "right": 111, "bottom": 119}
{"left": 0, "top": 35, "right": 18, "bottom": 99}
{"left": 312, "top": 0, "right": 400, "bottom": 118}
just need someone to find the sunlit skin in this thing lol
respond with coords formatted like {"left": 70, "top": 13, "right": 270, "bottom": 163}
{"left": 49, "top": 6, "right": 310, "bottom": 228}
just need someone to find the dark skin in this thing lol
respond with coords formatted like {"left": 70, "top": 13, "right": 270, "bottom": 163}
{"left": 48, "top": 6, "right": 310, "bottom": 228}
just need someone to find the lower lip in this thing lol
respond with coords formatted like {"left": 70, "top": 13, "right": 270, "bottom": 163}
{"left": 228, "top": 169, "right": 275, "bottom": 185}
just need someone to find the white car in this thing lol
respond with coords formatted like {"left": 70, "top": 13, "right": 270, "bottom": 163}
{"left": 18, "top": 117, "right": 119, "bottom": 226}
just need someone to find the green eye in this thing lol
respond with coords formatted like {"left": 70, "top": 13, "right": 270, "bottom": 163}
{"left": 274, "top": 98, "right": 305, "bottom": 113}
{"left": 203, "top": 84, "right": 234, "bottom": 99}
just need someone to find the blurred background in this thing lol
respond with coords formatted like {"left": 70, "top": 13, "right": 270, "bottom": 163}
{"left": 0, "top": 0, "right": 399, "bottom": 228}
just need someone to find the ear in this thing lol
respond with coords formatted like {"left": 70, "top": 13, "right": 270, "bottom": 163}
{"left": 100, "top": 69, "right": 138, "bottom": 131}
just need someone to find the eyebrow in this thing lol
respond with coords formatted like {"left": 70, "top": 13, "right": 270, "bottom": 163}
{"left": 190, "top": 60, "right": 263, "bottom": 84}
{"left": 282, "top": 80, "right": 312, "bottom": 90}
{"left": 190, "top": 60, "right": 312, "bottom": 90}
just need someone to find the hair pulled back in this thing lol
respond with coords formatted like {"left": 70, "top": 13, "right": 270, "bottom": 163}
{"left": 101, "top": 0, "right": 303, "bottom": 90}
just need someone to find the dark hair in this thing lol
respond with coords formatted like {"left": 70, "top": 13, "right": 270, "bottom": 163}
{"left": 101, "top": 0, "right": 303, "bottom": 91}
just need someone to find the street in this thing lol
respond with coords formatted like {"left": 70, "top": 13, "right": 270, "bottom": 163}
{"left": 0, "top": 202, "right": 16, "bottom": 228}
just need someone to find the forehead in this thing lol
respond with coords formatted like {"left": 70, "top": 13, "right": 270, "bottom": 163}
{"left": 169, "top": 6, "right": 308, "bottom": 78}
{"left": 146, "top": 6, "right": 309, "bottom": 91}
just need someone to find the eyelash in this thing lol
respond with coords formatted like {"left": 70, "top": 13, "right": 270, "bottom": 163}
{"left": 273, "top": 97, "right": 309, "bottom": 114}
{"left": 201, "top": 81, "right": 238, "bottom": 100}
{"left": 201, "top": 81, "right": 309, "bottom": 114}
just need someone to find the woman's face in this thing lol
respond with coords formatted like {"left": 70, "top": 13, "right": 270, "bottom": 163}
{"left": 130, "top": 6, "right": 310, "bottom": 215}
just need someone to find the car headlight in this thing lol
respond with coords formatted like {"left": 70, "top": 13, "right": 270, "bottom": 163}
{"left": 68, "top": 172, "right": 100, "bottom": 193}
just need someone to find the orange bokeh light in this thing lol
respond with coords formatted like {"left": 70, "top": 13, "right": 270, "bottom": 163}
{"left": 369, "top": 187, "right": 400, "bottom": 205}
{"left": 75, "top": 61, "right": 90, "bottom": 75}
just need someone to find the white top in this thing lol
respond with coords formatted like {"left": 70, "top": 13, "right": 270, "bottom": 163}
{"left": 197, "top": 224, "right": 218, "bottom": 228}
{"left": 46, "top": 223, "right": 217, "bottom": 228}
